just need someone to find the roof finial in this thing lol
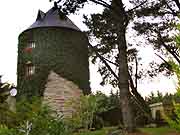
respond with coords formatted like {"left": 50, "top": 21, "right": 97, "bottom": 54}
{"left": 54, "top": 1, "right": 58, "bottom": 9}
{"left": 36, "top": 10, "right": 45, "bottom": 21}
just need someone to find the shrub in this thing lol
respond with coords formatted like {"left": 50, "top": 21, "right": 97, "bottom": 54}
{"left": 0, "top": 125, "right": 22, "bottom": 135}
{"left": 165, "top": 101, "right": 180, "bottom": 132}
{"left": 0, "top": 97, "right": 72, "bottom": 135}
{"left": 66, "top": 93, "right": 113, "bottom": 130}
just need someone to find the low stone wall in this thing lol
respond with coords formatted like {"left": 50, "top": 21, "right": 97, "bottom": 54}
{"left": 44, "top": 71, "right": 82, "bottom": 117}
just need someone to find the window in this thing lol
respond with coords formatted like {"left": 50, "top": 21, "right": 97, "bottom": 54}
{"left": 24, "top": 41, "right": 36, "bottom": 53}
{"left": 26, "top": 65, "right": 35, "bottom": 76}
{"left": 25, "top": 62, "right": 35, "bottom": 77}
{"left": 29, "top": 41, "right": 36, "bottom": 48}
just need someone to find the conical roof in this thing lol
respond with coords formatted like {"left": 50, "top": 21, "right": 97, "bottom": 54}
{"left": 25, "top": 7, "right": 81, "bottom": 32}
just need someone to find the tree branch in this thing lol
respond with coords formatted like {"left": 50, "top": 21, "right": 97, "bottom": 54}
{"left": 155, "top": 53, "right": 172, "bottom": 69}
{"left": 102, "top": 57, "right": 118, "bottom": 66}
{"left": 135, "top": 56, "right": 138, "bottom": 90}
{"left": 89, "top": 43, "right": 118, "bottom": 80}
{"left": 90, "top": 0, "right": 111, "bottom": 9}
{"left": 128, "top": 70, "right": 151, "bottom": 119}
{"left": 127, "top": 0, "right": 147, "bottom": 14}
{"left": 173, "top": 0, "right": 180, "bottom": 10}
{"left": 89, "top": 44, "right": 151, "bottom": 117}
{"left": 165, "top": 1, "right": 178, "bottom": 16}
{"left": 96, "top": 48, "right": 140, "bottom": 92}
{"left": 93, "top": 47, "right": 140, "bottom": 95}
{"left": 157, "top": 31, "right": 180, "bottom": 64}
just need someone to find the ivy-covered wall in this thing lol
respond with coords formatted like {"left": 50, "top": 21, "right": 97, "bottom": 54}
{"left": 17, "top": 27, "right": 90, "bottom": 98}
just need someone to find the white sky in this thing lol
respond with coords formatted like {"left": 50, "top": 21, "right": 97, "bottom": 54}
{"left": 0, "top": 0, "right": 177, "bottom": 97}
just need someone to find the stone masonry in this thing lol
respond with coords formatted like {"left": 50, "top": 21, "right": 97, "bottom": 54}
{"left": 44, "top": 71, "right": 82, "bottom": 117}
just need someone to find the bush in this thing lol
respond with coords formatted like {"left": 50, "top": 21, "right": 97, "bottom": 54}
{"left": 67, "top": 95, "right": 100, "bottom": 130}
{"left": 66, "top": 93, "right": 117, "bottom": 130}
{"left": 165, "top": 102, "right": 180, "bottom": 132}
{"left": 98, "top": 108, "right": 122, "bottom": 127}
{"left": 0, "top": 125, "right": 22, "bottom": 135}
{"left": 0, "top": 97, "right": 72, "bottom": 135}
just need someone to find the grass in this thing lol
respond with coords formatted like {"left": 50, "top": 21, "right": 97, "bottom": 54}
{"left": 73, "top": 126, "right": 179, "bottom": 135}
{"left": 73, "top": 127, "right": 117, "bottom": 135}
{"left": 139, "top": 127, "right": 178, "bottom": 135}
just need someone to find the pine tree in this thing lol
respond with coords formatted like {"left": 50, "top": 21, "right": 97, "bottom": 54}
{"left": 48, "top": 0, "right": 149, "bottom": 131}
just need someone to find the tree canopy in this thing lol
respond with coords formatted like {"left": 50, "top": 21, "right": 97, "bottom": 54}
{"left": 48, "top": 0, "right": 180, "bottom": 132}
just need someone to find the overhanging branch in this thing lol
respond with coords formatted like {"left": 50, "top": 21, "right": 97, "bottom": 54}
{"left": 89, "top": 44, "right": 139, "bottom": 91}
{"left": 155, "top": 53, "right": 172, "bottom": 70}
{"left": 90, "top": 0, "right": 111, "bottom": 9}
{"left": 127, "top": 0, "right": 147, "bottom": 13}
{"left": 157, "top": 31, "right": 180, "bottom": 64}
{"left": 165, "top": 1, "right": 177, "bottom": 16}
{"left": 88, "top": 43, "right": 118, "bottom": 80}
{"left": 173, "top": 0, "right": 180, "bottom": 10}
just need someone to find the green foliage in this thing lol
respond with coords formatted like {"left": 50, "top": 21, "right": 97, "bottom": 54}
{"left": 0, "top": 125, "right": 22, "bottom": 135}
{"left": 67, "top": 91, "right": 121, "bottom": 130}
{"left": 145, "top": 91, "right": 176, "bottom": 105}
{"left": 0, "top": 81, "right": 17, "bottom": 127}
{"left": 0, "top": 97, "right": 72, "bottom": 135}
{"left": 164, "top": 23, "right": 180, "bottom": 132}
{"left": 67, "top": 94, "right": 101, "bottom": 130}
{"left": 131, "top": 0, "right": 180, "bottom": 79}
{"left": 165, "top": 102, "right": 180, "bottom": 132}
{"left": 17, "top": 98, "right": 71, "bottom": 135}
{"left": 145, "top": 91, "right": 163, "bottom": 104}
{"left": 94, "top": 91, "right": 120, "bottom": 112}
{"left": 18, "top": 28, "right": 90, "bottom": 98}
{"left": 0, "top": 103, "right": 17, "bottom": 127}
{"left": 84, "top": 7, "right": 129, "bottom": 87}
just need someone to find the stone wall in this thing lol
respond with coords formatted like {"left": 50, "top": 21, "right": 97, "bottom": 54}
{"left": 44, "top": 71, "right": 82, "bottom": 117}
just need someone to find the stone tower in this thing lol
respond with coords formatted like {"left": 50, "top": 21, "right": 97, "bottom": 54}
{"left": 17, "top": 6, "right": 90, "bottom": 115}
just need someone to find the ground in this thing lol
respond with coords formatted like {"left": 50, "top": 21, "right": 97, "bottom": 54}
{"left": 74, "top": 127, "right": 180, "bottom": 135}
{"left": 128, "top": 133, "right": 180, "bottom": 135}
{"left": 137, "top": 127, "right": 180, "bottom": 135}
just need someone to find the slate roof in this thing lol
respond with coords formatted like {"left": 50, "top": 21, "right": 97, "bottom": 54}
{"left": 24, "top": 7, "right": 81, "bottom": 32}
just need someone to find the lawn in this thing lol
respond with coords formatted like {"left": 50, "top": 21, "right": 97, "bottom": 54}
{"left": 73, "top": 127, "right": 180, "bottom": 135}
{"left": 73, "top": 127, "right": 117, "bottom": 135}
{"left": 139, "top": 127, "right": 179, "bottom": 135}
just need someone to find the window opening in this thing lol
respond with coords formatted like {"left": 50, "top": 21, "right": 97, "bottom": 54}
{"left": 25, "top": 61, "right": 35, "bottom": 77}
{"left": 29, "top": 41, "right": 36, "bottom": 48}
{"left": 24, "top": 41, "right": 36, "bottom": 53}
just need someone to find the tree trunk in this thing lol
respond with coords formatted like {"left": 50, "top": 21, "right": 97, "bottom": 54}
{"left": 118, "top": 30, "right": 135, "bottom": 132}
{"left": 110, "top": 0, "right": 135, "bottom": 132}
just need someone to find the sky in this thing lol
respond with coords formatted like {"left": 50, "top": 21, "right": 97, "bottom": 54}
{"left": 0, "top": 0, "right": 177, "bottom": 97}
